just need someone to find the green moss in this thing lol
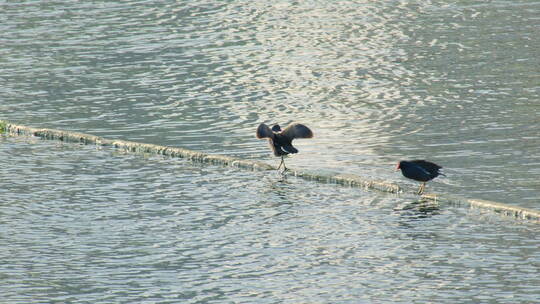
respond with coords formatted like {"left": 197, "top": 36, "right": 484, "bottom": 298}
{"left": 0, "top": 121, "right": 6, "bottom": 133}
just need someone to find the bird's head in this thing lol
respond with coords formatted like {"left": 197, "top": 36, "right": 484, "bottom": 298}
{"left": 396, "top": 161, "right": 404, "bottom": 171}
{"left": 271, "top": 124, "right": 282, "bottom": 133}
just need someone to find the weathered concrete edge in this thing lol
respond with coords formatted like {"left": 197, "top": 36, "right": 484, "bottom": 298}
{"left": 3, "top": 122, "right": 274, "bottom": 171}
{"left": 421, "top": 194, "right": 540, "bottom": 221}
{"left": 3, "top": 120, "right": 539, "bottom": 222}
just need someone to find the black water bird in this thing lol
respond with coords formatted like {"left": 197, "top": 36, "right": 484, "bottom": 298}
{"left": 396, "top": 160, "right": 445, "bottom": 194}
{"left": 256, "top": 123, "right": 314, "bottom": 172}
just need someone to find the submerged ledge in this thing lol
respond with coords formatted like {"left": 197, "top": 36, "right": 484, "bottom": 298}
{"left": 2, "top": 120, "right": 539, "bottom": 222}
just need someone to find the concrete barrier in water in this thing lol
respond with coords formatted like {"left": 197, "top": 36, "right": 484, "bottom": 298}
{"left": 2, "top": 120, "right": 539, "bottom": 222}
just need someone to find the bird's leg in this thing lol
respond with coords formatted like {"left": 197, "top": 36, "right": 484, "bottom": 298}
{"left": 417, "top": 182, "right": 426, "bottom": 195}
{"left": 276, "top": 156, "right": 289, "bottom": 174}
{"left": 277, "top": 156, "right": 285, "bottom": 171}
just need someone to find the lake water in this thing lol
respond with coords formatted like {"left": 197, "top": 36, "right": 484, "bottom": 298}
{"left": 1, "top": 0, "right": 539, "bottom": 303}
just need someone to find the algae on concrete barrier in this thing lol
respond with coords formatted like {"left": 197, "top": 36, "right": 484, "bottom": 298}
{"left": 1, "top": 119, "right": 539, "bottom": 222}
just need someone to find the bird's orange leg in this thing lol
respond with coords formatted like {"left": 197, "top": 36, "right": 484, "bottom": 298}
{"left": 417, "top": 182, "right": 426, "bottom": 195}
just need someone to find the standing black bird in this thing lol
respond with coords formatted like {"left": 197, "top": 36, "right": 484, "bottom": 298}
{"left": 396, "top": 160, "right": 445, "bottom": 194}
{"left": 256, "top": 123, "right": 314, "bottom": 172}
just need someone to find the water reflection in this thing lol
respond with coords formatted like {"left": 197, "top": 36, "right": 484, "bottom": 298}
{"left": 394, "top": 198, "right": 441, "bottom": 218}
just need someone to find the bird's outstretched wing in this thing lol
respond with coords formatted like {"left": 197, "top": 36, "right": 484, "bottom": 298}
{"left": 256, "top": 123, "right": 274, "bottom": 139}
{"left": 281, "top": 123, "right": 314, "bottom": 140}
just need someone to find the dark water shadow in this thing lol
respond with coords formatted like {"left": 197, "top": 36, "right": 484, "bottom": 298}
{"left": 393, "top": 197, "right": 441, "bottom": 220}
{"left": 257, "top": 172, "right": 299, "bottom": 208}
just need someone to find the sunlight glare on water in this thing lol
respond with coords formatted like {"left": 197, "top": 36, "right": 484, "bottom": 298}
{"left": 1, "top": 0, "right": 538, "bottom": 206}
{"left": 1, "top": 0, "right": 539, "bottom": 302}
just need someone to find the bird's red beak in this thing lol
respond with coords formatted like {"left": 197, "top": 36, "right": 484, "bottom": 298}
{"left": 395, "top": 163, "right": 400, "bottom": 171}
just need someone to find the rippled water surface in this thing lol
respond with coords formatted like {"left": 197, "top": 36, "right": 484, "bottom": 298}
{"left": 1, "top": 136, "right": 539, "bottom": 303}
{"left": 1, "top": 0, "right": 539, "bottom": 302}
{"left": 1, "top": 0, "right": 539, "bottom": 207}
